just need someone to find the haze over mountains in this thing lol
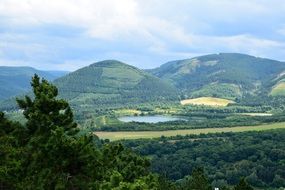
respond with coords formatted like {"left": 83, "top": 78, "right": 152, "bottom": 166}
{"left": 0, "top": 66, "right": 68, "bottom": 99}
{"left": 1, "top": 53, "right": 285, "bottom": 111}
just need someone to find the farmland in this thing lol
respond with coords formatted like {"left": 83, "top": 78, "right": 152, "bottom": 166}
{"left": 180, "top": 97, "right": 235, "bottom": 106}
{"left": 270, "top": 82, "right": 285, "bottom": 96}
{"left": 95, "top": 121, "right": 285, "bottom": 140}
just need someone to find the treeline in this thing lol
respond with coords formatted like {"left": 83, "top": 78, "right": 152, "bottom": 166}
{"left": 236, "top": 94, "right": 285, "bottom": 111}
{"left": 123, "top": 130, "right": 285, "bottom": 189}
{"left": 87, "top": 113, "right": 285, "bottom": 132}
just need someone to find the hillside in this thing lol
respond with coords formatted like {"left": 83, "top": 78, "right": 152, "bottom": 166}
{"left": 54, "top": 60, "right": 178, "bottom": 111}
{"left": 0, "top": 66, "right": 68, "bottom": 100}
{"left": 149, "top": 53, "right": 285, "bottom": 99}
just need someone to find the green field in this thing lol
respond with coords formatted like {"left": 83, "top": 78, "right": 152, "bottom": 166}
{"left": 180, "top": 97, "right": 235, "bottom": 106}
{"left": 270, "top": 82, "right": 285, "bottom": 96}
{"left": 95, "top": 122, "right": 285, "bottom": 141}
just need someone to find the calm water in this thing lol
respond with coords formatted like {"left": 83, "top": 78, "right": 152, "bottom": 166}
{"left": 118, "top": 115, "right": 186, "bottom": 123}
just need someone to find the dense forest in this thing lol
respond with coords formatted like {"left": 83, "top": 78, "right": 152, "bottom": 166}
{"left": 123, "top": 130, "right": 285, "bottom": 189}
{"left": 149, "top": 53, "right": 285, "bottom": 98}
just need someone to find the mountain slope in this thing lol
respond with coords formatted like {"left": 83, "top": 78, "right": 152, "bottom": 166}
{"left": 0, "top": 66, "right": 68, "bottom": 99}
{"left": 54, "top": 60, "right": 178, "bottom": 110}
{"left": 149, "top": 53, "right": 285, "bottom": 99}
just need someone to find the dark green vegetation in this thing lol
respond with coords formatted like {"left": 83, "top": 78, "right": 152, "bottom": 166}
{"left": 123, "top": 130, "right": 285, "bottom": 189}
{"left": 0, "top": 66, "right": 68, "bottom": 99}
{"left": 53, "top": 60, "right": 178, "bottom": 120}
{"left": 0, "top": 75, "right": 159, "bottom": 189}
{"left": 0, "top": 75, "right": 255, "bottom": 190}
{"left": 149, "top": 53, "right": 285, "bottom": 99}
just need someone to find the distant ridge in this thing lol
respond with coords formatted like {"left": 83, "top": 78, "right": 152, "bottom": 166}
{"left": 148, "top": 53, "right": 285, "bottom": 99}
{"left": 54, "top": 60, "right": 178, "bottom": 110}
{"left": 0, "top": 66, "right": 68, "bottom": 99}
{"left": 2, "top": 53, "right": 285, "bottom": 112}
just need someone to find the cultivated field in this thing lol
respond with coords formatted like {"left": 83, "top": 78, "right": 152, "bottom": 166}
{"left": 270, "top": 82, "right": 285, "bottom": 96}
{"left": 95, "top": 122, "right": 285, "bottom": 141}
{"left": 180, "top": 97, "right": 235, "bottom": 106}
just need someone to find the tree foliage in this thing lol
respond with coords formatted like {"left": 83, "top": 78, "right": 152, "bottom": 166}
{"left": 0, "top": 75, "right": 159, "bottom": 189}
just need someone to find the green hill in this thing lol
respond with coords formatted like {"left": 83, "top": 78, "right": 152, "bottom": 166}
{"left": 0, "top": 66, "right": 68, "bottom": 100}
{"left": 149, "top": 53, "right": 285, "bottom": 99}
{"left": 54, "top": 60, "right": 178, "bottom": 111}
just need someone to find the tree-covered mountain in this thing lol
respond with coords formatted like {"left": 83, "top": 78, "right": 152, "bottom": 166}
{"left": 0, "top": 66, "right": 68, "bottom": 100}
{"left": 148, "top": 53, "right": 285, "bottom": 99}
{"left": 2, "top": 54, "right": 285, "bottom": 113}
{"left": 54, "top": 60, "right": 178, "bottom": 111}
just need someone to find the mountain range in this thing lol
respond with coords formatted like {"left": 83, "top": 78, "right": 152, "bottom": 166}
{"left": 1, "top": 53, "right": 285, "bottom": 111}
{"left": 0, "top": 66, "right": 68, "bottom": 99}
{"left": 149, "top": 53, "right": 285, "bottom": 99}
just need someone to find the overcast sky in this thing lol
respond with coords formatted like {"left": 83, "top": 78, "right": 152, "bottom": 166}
{"left": 1, "top": 0, "right": 285, "bottom": 71}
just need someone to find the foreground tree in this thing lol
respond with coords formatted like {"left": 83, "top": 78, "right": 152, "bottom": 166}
{"left": 234, "top": 178, "right": 254, "bottom": 190}
{"left": 182, "top": 168, "right": 212, "bottom": 190}
{"left": 1, "top": 75, "right": 159, "bottom": 189}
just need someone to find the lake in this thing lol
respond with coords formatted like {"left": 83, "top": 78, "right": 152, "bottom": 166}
{"left": 118, "top": 115, "right": 186, "bottom": 123}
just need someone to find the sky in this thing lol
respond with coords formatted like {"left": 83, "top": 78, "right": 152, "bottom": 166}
{"left": 0, "top": 0, "right": 285, "bottom": 71}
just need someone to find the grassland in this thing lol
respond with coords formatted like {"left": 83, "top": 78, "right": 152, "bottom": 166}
{"left": 114, "top": 109, "right": 142, "bottom": 116}
{"left": 238, "top": 113, "right": 273, "bottom": 116}
{"left": 180, "top": 97, "right": 235, "bottom": 106}
{"left": 270, "top": 82, "right": 285, "bottom": 96}
{"left": 94, "top": 122, "right": 285, "bottom": 141}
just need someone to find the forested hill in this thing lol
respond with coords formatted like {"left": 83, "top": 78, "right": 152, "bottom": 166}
{"left": 0, "top": 66, "right": 68, "bottom": 99}
{"left": 54, "top": 60, "right": 178, "bottom": 110}
{"left": 148, "top": 53, "right": 285, "bottom": 99}
{"left": 2, "top": 54, "right": 285, "bottom": 112}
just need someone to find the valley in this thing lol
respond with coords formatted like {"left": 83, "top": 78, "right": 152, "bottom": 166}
{"left": 3, "top": 1, "right": 285, "bottom": 189}
{"left": 2, "top": 53, "right": 285, "bottom": 189}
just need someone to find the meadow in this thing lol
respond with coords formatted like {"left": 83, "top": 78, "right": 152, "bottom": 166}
{"left": 180, "top": 97, "right": 235, "bottom": 106}
{"left": 94, "top": 121, "right": 285, "bottom": 140}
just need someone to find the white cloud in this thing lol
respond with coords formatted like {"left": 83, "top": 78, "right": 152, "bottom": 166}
{"left": 1, "top": 0, "right": 285, "bottom": 70}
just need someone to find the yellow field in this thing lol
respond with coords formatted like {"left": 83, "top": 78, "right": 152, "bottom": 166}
{"left": 239, "top": 113, "right": 272, "bottom": 117}
{"left": 94, "top": 122, "right": 285, "bottom": 141}
{"left": 114, "top": 109, "right": 142, "bottom": 116}
{"left": 270, "top": 82, "right": 285, "bottom": 96}
{"left": 180, "top": 97, "right": 235, "bottom": 106}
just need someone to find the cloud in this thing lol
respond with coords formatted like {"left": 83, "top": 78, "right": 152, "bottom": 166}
{"left": 0, "top": 0, "right": 285, "bottom": 70}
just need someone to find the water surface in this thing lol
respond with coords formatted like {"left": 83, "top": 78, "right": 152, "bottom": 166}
{"left": 118, "top": 115, "right": 186, "bottom": 123}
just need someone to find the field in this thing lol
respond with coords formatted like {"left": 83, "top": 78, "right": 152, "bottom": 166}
{"left": 270, "top": 82, "right": 285, "bottom": 96}
{"left": 94, "top": 122, "right": 285, "bottom": 141}
{"left": 180, "top": 97, "right": 235, "bottom": 106}
{"left": 238, "top": 113, "right": 272, "bottom": 116}
{"left": 114, "top": 109, "right": 142, "bottom": 116}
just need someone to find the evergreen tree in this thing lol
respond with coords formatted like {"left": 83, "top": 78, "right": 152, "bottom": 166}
{"left": 16, "top": 74, "right": 77, "bottom": 136}
{"left": 0, "top": 112, "right": 28, "bottom": 189}
{"left": 184, "top": 167, "right": 212, "bottom": 190}
{"left": 1, "top": 75, "right": 160, "bottom": 189}
{"left": 234, "top": 178, "right": 254, "bottom": 190}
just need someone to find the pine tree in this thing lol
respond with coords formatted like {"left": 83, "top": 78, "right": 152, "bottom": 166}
{"left": 185, "top": 167, "right": 212, "bottom": 190}
{"left": 16, "top": 74, "right": 78, "bottom": 136}
{"left": 234, "top": 178, "right": 254, "bottom": 190}
{"left": 1, "top": 74, "right": 159, "bottom": 189}
{"left": 0, "top": 112, "right": 26, "bottom": 189}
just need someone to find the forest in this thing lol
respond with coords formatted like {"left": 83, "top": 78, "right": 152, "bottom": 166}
{"left": 123, "top": 130, "right": 285, "bottom": 189}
